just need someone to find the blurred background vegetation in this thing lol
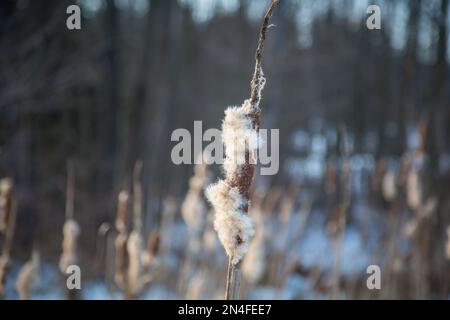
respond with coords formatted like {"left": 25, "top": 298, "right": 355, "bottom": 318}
{"left": 0, "top": 0, "right": 449, "bottom": 299}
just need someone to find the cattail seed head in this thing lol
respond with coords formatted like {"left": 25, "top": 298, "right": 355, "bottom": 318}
{"left": 59, "top": 219, "right": 80, "bottom": 273}
{"left": 114, "top": 233, "right": 128, "bottom": 289}
{"left": 0, "top": 178, "right": 13, "bottom": 233}
{"left": 182, "top": 160, "right": 209, "bottom": 234}
{"left": 206, "top": 180, "right": 255, "bottom": 265}
{"left": 126, "top": 230, "right": 143, "bottom": 296}
{"left": 16, "top": 251, "right": 40, "bottom": 300}
{"left": 116, "top": 190, "right": 129, "bottom": 232}
{"left": 382, "top": 170, "right": 397, "bottom": 202}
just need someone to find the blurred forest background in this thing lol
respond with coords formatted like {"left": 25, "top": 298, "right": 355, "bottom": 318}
{"left": 0, "top": 0, "right": 450, "bottom": 299}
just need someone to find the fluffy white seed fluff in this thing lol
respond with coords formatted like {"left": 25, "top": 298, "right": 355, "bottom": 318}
{"left": 206, "top": 68, "right": 265, "bottom": 266}
{"left": 59, "top": 219, "right": 80, "bottom": 272}
{"left": 206, "top": 180, "right": 255, "bottom": 265}
{"left": 222, "top": 102, "right": 261, "bottom": 175}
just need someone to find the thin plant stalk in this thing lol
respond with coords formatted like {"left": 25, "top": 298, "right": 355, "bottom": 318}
{"left": 331, "top": 126, "right": 351, "bottom": 300}
{"left": 60, "top": 161, "right": 80, "bottom": 300}
{"left": 208, "top": 0, "right": 279, "bottom": 300}
{"left": 0, "top": 179, "right": 16, "bottom": 298}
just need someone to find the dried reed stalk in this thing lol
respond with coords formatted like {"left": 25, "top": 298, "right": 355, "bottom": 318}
{"left": 331, "top": 126, "right": 351, "bottom": 300}
{"left": 114, "top": 190, "right": 129, "bottom": 290}
{"left": 93, "top": 222, "right": 112, "bottom": 274}
{"left": 182, "top": 157, "right": 210, "bottom": 259}
{"left": 206, "top": 0, "right": 279, "bottom": 300}
{"left": 179, "top": 159, "right": 210, "bottom": 297}
{"left": 0, "top": 178, "right": 13, "bottom": 234}
{"left": 16, "top": 251, "right": 40, "bottom": 300}
{"left": 0, "top": 178, "right": 16, "bottom": 297}
{"left": 126, "top": 160, "right": 144, "bottom": 299}
{"left": 59, "top": 163, "right": 80, "bottom": 273}
{"left": 59, "top": 162, "right": 80, "bottom": 300}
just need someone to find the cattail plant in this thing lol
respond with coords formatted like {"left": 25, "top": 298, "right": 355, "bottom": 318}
{"left": 402, "top": 138, "right": 437, "bottom": 241}
{"left": 179, "top": 157, "right": 211, "bottom": 296}
{"left": 142, "top": 231, "right": 160, "bottom": 275}
{"left": 330, "top": 126, "right": 351, "bottom": 300}
{"left": 59, "top": 162, "right": 80, "bottom": 300}
{"left": 182, "top": 157, "right": 210, "bottom": 254}
{"left": 402, "top": 116, "right": 439, "bottom": 299}
{"left": 114, "top": 190, "right": 129, "bottom": 291}
{"left": 126, "top": 230, "right": 142, "bottom": 297}
{"left": 0, "top": 178, "right": 13, "bottom": 234}
{"left": 59, "top": 163, "right": 80, "bottom": 274}
{"left": 126, "top": 160, "right": 144, "bottom": 298}
{"left": 0, "top": 178, "right": 16, "bottom": 297}
{"left": 116, "top": 160, "right": 160, "bottom": 299}
{"left": 205, "top": 0, "right": 279, "bottom": 300}
{"left": 15, "top": 251, "right": 40, "bottom": 300}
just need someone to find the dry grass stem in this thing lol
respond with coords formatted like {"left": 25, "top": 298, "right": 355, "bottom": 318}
{"left": 16, "top": 251, "right": 40, "bottom": 300}
{"left": 206, "top": 0, "right": 279, "bottom": 300}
